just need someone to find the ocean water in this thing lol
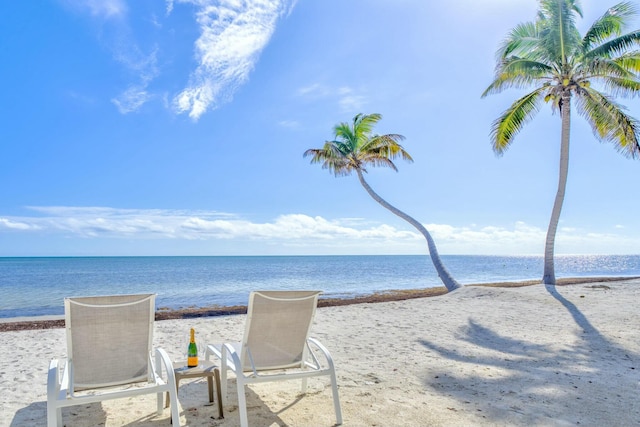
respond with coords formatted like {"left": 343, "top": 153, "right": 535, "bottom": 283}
{"left": 0, "top": 255, "right": 639, "bottom": 319}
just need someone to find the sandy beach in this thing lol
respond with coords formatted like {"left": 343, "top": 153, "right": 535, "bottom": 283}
{"left": 1, "top": 278, "right": 639, "bottom": 427}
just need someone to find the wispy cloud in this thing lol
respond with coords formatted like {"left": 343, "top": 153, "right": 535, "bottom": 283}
{"left": 278, "top": 120, "right": 301, "bottom": 129}
{"left": 337, "top": 86, "right": 365, "bottom": 112}
{"left": 65, "top": 0, "right": 160, "bottom": 113}
{"left": 172, "top": 0, "right": 295, "bottom": 120}
{"left": 297, "top": 83, "right": 327, "bottom": 97}
{"left": 0, "top": 218, "right": 40, "bottom": 231}
{"left": 110, "top": 43, "right": 160, "bottom": 113}
{"left": 1, "top": 207, "right": 637, "bottom": 255}
{"left": 297, "top": 83, "right": 367, "bottom": 112}
{"left": 112, "top": 85, "right": 153, "bottom": 113}
{"left": 62, "top": 0, "right": 127, "bottom": 19}
{"left": 64, "top": 0, "right": 294, "bottom": 118}
{"left": 2, "top": 207, "right": 414, "bottom": 243}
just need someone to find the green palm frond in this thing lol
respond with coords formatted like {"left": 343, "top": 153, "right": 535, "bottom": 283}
{"left": 575, "top": 87, "right": 640, "bottom": 158}
{"left": 537, "top": 0, "right": 583, "bottom": 64}
{"left": 482, "top": 60, "right": 553, "bottom": 97}
{"left": 582, "top": 1, "right": 637, "bottom": 51}
{"left": 356, "top": 113, "right": 382, "bottom": 131}
{"left": 333, "top": 123, "right": 356, "bottom": 152}
{"left": 583, "top": 55, "right": 639, "bottom": 79}
{"left": 304, "top": 143, "right": 349, "bottom": 177}
{"left": 612, "top": 51, "right": 640, "bottom": 73}
{"left": 498, "top": 22, "right": 541, "bottom": 59}
{"left": 501, "top": 58, "right": 554, "bottom": 77}
{"left": 602, "top": 75, "right": 640, "bottom": 97}
{"left": 305, "top": 113, "right": 412, "bottom": 177}
{"left": 359, "top": 155, "right": 397, "bottom": 171}
{"left": 491, "top": 89, "right": 544, "bottom": 153}
{"left": 484, "top": 0, "right": 640, "bottom": 155}
{"left": 376, "top": 135, "right": 413, "bottom": 162}
{"left": 585, "top": 30, "right": 640, "bottom": 59}
{"left": 361, "top": 134, "right": 408, "bottom": 156}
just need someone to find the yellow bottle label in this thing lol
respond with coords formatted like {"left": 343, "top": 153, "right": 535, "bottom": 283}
{"left": 187, "top": 355, "right": 198, "bottom": 367}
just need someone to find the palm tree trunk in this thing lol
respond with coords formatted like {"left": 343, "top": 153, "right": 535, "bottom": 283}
{"left": 543, "top": 91, "right": 571, "bottom": 285}
{"left": 356, "top": 169, "right": 461, "bottom": 292}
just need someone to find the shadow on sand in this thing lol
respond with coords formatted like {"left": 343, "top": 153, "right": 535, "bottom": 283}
{"left": 418, "top": 284, "right": 639, "bottom": 425}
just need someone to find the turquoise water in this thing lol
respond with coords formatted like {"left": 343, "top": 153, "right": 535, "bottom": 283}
{"left": 0, "top": 255, "right": 639, "bottom": 318}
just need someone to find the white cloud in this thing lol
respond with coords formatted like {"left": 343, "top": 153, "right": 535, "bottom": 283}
{"left": 0, "top": 218, "right": 40, "bottom": 231}
{"left": 2, "top": 207, "right": 637, "bottom": 255}
{"left": 278, "top": 120, "right": 300, "bottom": 129}
{"left": 111, "top": 86, "right": 152, "bottom": 113}
{"left": 297, "top": 83, "right": 366, "bottom": 112}
{"left": 427, "top": 221, "right": 546, "bottom": 254}
{"left": 337, "top": 86, "right": 365, "bottom": 112}
{"left": 63, "top": 0, "right": 127, "bottom": 19}
{"left": 66, "top": 1, "right": 160, "bottom": 114}
{"left": 12, "top": 207, "right": 415, "bottom": 243}
{"left": 172, "top": 0, "right": 295, "bottom": 120}
{"left": 111, "top": 45, "right": 159, "bottom": 113}
{"left": 65, "top": 0, "right": 294, "bottom": 118}
{"left": 297, "top": 83, "right": 326, "bottom": 96}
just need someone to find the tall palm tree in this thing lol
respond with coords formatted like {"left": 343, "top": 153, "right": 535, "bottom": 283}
{"left": 304, "top": 113, "right": 461, "bottom": 292}
{"left": 482, "top": 0, "right": 640, "bottom": 285}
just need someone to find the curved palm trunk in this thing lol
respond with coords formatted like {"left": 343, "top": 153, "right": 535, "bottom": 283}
{"left": 543, "top": 92, "right": 571, "bottom": 285}
{"left": 356, "top": 169, "right": 461, "bottom": 292}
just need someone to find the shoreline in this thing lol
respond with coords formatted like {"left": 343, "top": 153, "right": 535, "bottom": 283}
{"left": 0, "top": 276, "right": 634, "bottom": 332}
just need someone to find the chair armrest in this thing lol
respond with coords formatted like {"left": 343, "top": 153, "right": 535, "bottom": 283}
{"left": 47, "top": 359, "right": 60, "bottom": 398}
{"left": 223, "top": 343, "right": 242, "bottom": 373}
{"left": 307, "top": 337, "right": 336, "bottom": 370}
{"left": 205, "top": 343, "right": 217, "bottom": 360}
{"left": 207, "top": 343, "right": 242, "bottom": 372}
{"left": 154, "top": 348, "right": 177, "bottom": 388}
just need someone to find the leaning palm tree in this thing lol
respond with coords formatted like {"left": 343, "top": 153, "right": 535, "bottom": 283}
{"left": 482, "top": 0, "right": 640, "bottom": 285}
{"left": 304, "top": 113, "right": 461, "bottom": 292}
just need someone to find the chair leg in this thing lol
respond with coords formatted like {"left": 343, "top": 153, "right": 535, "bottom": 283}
{"left": 236, "top": 377, "right": 249, "bottom": 427}
{"left": 47, "top": 404, "right": 61, "bottom": 427}
{"left": 207, "top": 376, "right": 213, "bottom": 403}
{"left": 220, "top": 347, "right": 228, "bottom": 405}
{"left": 168, "top": 387, "right": 181, "bottom": 426}
{"left": 47, "top": 360, "right": 62, "bottom": 427}
{"left": 165, "top": 377, "right": 180, "bottom": 409}
{"left": 214, "top": 369, "right": 224, "bottom": 419}
{"left": 329, "top": 370, "right": 343, "bottom": 425}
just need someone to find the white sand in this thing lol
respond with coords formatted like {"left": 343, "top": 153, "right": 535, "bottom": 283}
{"left": 1, "top": 279, "right": 639, "bottom": 427}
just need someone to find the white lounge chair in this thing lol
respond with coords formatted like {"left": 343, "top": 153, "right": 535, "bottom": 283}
{"left": 206, "top": 290, "right": 342, "bottom": 427}
{"left": 47, "top": 294, "right": 181, "bottom": 427}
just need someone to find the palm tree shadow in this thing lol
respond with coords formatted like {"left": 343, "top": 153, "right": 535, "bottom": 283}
{"left": 544, "top": 284, "right": 600, "bottom": 337}
{"left": 418, "top": 287, "right": 639, "bottom": 425}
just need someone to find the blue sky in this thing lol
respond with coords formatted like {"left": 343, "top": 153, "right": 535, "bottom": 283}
{"left": 1, "top": 0, "right": 638, "bottom": 257}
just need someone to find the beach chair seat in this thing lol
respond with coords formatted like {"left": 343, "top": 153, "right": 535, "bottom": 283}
{"left": 206, "top": 290, "right": 342, "bottom": 427}
{"left": 47, "top": 294, "right": 181, "bottom": 426}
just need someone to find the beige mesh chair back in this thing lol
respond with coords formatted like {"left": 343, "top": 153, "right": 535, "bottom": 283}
{"left": 241, "top": 290, "right": 318, "bottom": 371}
{"left": 67, "top": 294, "right": 154, "bottom": 389}
{"left": 206, "top": 290, "right": 342, "bottom": 427}
{"left": 47, "top": 294, "right": 181, "bottom": 426}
